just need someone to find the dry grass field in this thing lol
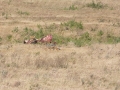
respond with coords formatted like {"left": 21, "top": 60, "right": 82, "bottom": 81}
{"left": 0, "top": 0, "right": 120, "bottom": 90}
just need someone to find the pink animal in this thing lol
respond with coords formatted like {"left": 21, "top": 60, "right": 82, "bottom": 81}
{"left": 24, "top": 35, "right": 53, "bottom": 45}
{"left": 39, "top": 35, "right": 53, "bottom": 44}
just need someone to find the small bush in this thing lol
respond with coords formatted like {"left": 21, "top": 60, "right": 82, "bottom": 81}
{"left": 86, "top": 1, "right": 106, "bottom": 9}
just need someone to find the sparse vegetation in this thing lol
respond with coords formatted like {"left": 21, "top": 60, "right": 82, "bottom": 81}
{"left": 64, "top": 5, "right": 78, "bottom": 10}
{"left": 106, "top": 34, "right": 120, "bottom": 44}
{"left": 7, "top": 34, "right": 12, "bottom": 41}
{"left": 74, "top": 32, "right": 92, "bottom": 47}
{"left": 62, "top": 20, "right": 83, "bottom": 30}
{"left": 2, "top": 12, "right": 9, "bottom": 19}
{"left": 0, "top": 36, "right": 2, "bottom": 42}
{"left": 12, "top": 27, "right": 19, "bottom": 33}
{"left": 17, "top": 10, "right": 30, "bottom": 16}
{"left": 86, "top": 1, "right": 107, "bottom": 9}
{"left": 69, "top": 5, "right": 78, "bottom": 10}
{"left": 6, "top": 20, "right": 120, "bottom": 46}
{"left": 0, "top": 1, "right": 120, "bottom": 90}
{"left": 2, "top": 12, "right": 5, "bottom": 16}
{"left": 97, "top": 30, "right": 104, "bottom": 36}
{"left": 8, "top": 0, "right": 12, "bottom": 5}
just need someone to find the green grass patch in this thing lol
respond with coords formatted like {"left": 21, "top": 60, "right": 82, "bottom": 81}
{"left": 62, "top": 20, "right": 83, "bottom": 30}
{"left": 86, "top": 1, "right": 107, "bottom": 9}
{"left": 52, "top": 34, "right": 70, "bottom": 45}
{"left": 7, "top": 34, "right": 12, "bottom": 41}
{"left": 106, "top": 34, "right": 120, "bottom": 44}
{"left": 73, "top": 32, "right": 92, "bottom": 47}
{"left": 97, "top": 30, "right": 104, "bottom": 36}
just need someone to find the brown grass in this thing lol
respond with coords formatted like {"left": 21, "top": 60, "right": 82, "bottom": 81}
{"left": 0, "top": 0, "right": 120, "bottom": 90}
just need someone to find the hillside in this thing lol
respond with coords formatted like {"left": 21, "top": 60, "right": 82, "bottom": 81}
{"left": 0, "top": 0, "right": 120, "bottom": 90}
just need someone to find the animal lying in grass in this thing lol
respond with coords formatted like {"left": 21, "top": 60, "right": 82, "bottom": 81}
{"left": 24, "top": 35, "right": 60, "bottom": 50}
{"left": 24, "top": 36, "right": 38, "bottom": 44}
{"left": 24, "top": 35, "right": 52, "bottom": 44}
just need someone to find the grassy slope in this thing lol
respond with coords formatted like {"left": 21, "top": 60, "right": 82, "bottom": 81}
{"left": 0, "top": 0, "right": 120, "bottom": 90}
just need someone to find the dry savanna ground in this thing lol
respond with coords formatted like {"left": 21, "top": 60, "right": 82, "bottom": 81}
{"left": 0, "top": 0, "right": 120, "bottom": 90}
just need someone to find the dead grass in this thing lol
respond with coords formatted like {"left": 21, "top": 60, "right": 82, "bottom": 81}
{"left": 0, "top": 0, "right": 120, "bottom": 90}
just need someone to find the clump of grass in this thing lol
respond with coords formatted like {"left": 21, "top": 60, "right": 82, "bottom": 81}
{"left": 106, "top": 34, "right": 120, "bottom": 44}
{"left": 69, "top": 5, "right": 78, "bottom": 10}
{"left": 2, "top": 12, "right": 9, "bottom": 19}
{"left": 23, "top": 27, "right": 35, "bottom": 36}
{"left": 29, "top": 83, "right": 40, "bottom": 90}
{"left": 73, "top": 32, "right": 92, "bottom": 47}
{"left": 97, "top": 30, "right": 104, "bottom": 36}
{"left": 52, "top": 34, "right": 70, "bottom": 45}
{"left": 63, "top": 20, "right": 83, "bottom": 30}
{"left": 35, "top": 29, "right": 44, "bottom": 38}
{"left": 20, "top": 26, "right": 45, "bottom": 41}
{"left": 64, "top": 5, "right": 78, "bottom": 10}
{"left": 45, "top": 23, "right": 57, "bottom": 31}
{"left": 86, "top": 1, "right": 107, "bottom": 9}
{"left": 0, "top": 36, "right": 2, "bottom": 42}
{"left": 2, "top": 12, "right": 5, "bottom": 16}
{"left": 12, "top": 27, "right": 19, "bottom": 33}
{"left": 17, "top": 10, "right": 30, "bottom": 16}
{"left": 7, "top": 34, "right": 12, "bottom": 41}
